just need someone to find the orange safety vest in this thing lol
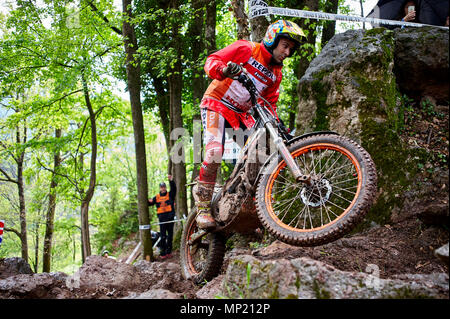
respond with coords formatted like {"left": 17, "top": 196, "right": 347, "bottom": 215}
{"left": 156, "top": 193, "right": 173, "bottom": 214}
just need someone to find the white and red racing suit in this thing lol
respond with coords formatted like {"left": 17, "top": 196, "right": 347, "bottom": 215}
{"left": 199, "top": 39, "right": 284, "bottom": 184}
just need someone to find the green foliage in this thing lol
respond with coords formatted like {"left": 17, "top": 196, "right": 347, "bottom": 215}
{"left": 0, "top": 0, "right": 156, "bottom": 270}
{"left": 0, "top": 0, "right": 366, "bottom": 273}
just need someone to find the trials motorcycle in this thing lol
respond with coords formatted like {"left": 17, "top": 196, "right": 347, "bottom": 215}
{"left": 180, "top": 68, "right": 377, "bottom": 284}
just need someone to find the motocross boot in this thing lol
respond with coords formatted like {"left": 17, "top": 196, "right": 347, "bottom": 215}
{"left": 193, "top": 180, "right": 217, "bottom": 230}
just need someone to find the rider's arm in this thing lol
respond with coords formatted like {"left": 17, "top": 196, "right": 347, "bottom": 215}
{"left": 148, "top": 196, "right": 156, "bottom": 206}
{"left": 204, "top": 40, "right": 253, "bottom": 81}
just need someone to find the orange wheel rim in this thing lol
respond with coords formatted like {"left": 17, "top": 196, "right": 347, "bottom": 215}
{"left": 264, "top": 143, "right": 362, "bottom": 232}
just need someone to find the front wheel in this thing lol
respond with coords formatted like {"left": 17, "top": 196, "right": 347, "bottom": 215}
{"left": 255, "top": 134, "right": 377, "bottom": 246}
{"left": 180, "top": 209, "right": 226, "bottom": 285}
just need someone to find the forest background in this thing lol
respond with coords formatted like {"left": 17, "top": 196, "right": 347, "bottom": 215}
{"left": 0, "top": 0, "right": 377, "bottom": 274}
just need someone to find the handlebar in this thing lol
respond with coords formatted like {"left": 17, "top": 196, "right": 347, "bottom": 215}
{"left": 235, "top": 68, "right": 292, "bottom": 139}
{"left": 237, "top": 72, "right": 258, "bottom": 105}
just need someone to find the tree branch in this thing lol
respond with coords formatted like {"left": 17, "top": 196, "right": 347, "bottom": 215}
{"left": 36, "top": 157, "right": 81, "bottom": 194}
{"left": 92, "top": 43, "right": 122, "bottom": 60}
{"left": 0, "top": 140, "right": 19, "bottom": 164}
{"left": 4, "top": 227, "right": 21, "bottom": 238}
{"left": 0, "top": 167, "right": 18, "bottom": 184}
{"left": 87, "top": 0, "right": 123, "bottom": 35}
{"left": 0, "top": 192, "right": 20, "bottom": 212}
{"left": 42, "top": 89, "right": 83, "bottom": 109}
{"left": 21, "top": 89, "right": 83, "bottom": 119}
{"left": 74, "top": 115, "right": 91, "bottom": 168}
{"left": 13, "top": 43, "right": 74, "bottom": 69}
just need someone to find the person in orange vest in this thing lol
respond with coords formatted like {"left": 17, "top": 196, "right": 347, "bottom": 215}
{"left": 149, "top": 175, "right": 176, "bottom": 259}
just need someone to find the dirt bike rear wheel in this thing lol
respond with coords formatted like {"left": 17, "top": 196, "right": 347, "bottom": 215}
{"left": 255, "top": 134, "right": 377, "bottom": 246}
{"left": 180, "top": 209, "right": 226, "bottom": 285}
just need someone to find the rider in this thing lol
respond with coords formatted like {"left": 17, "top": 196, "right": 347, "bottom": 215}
{"left": 194, "top": 20, "right": 305, "bottom": 229}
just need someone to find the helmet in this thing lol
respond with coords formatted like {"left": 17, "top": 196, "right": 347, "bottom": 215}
{"left": 159, "top": 182, "right": 166, "bottom": 188}
{"left": 263, "top": 20, "right": 305, "bottom": 57}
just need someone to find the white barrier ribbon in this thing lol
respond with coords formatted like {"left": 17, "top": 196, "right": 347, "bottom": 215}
{"left": 249, "top": 0, "right": 448, "bottom": 30}
{"left": 151, "top": 218, "right": 186, "bottom": 226}
{"left": 139, "top": 215, "right": 187, "bottom": 230}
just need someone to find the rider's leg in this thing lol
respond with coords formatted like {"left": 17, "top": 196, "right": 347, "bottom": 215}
{"left": 194, "top": 108, "right": 225, "bottom": 229}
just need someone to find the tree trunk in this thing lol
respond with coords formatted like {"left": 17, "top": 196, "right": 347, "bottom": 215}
{"left": 80, "top": 201, "right": 91, "bottom": 260}
{"left": 245, "top": 0, "right": 269, "bottom": 42}
{"left": 140, "top": 0, "right": 172, "bottom": 177}
{"left": 321, "top": 0, "right": 339, "bottom": 48}
{"left": 205, "top": 0, "right": 216, "bottom": 55}
{"left": 122, "top": 0, "right": 153, "bottom": 261}
{"left": 250, "top": 17, "right": 269, "bottom": 43}
{"left": 191, "top": 0, "right": 205, "bottom": 107}
{"left": 168, "top": 0, "right": 188, "bottom": 231}
{"left": 231, "top": 0, "right": 250, "bottom": 40}
{"left": 296, "top": 0, "right": 319, "bottom": 78}
{"left": 153, "top": 78, "right": 171, "bottom": 154}
{"left": 78, "top": 152, "right": 85, "bottom": 262}
{"left": 189, "top": 0, "right": 208, "bottom": 209}
{"left": 16, "top": 123, "right": 28, "bottom": 262}
{"left": 250, "top": 7, "right": 269, "bottom": 43}
{"left": 79, "top": 71, "right": 98, "bottom": 260}
{"left": 42, "top": 128, "right": 62, "bottom": 272}
{"left": 360, "top": 0, "right": 365, "bottom": 30}
{"left": 33, "top": 224, "right": 39, "bottom": 273}
{"left": 294, "top": 0, "right": 318, "bottom": 135}
{"left": 288, "top": 99, "right": 298, "bottom": 130}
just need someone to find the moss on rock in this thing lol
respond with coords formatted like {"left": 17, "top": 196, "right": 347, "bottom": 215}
{"left": 296, "top": 27, "right": 443, "bottom": 227}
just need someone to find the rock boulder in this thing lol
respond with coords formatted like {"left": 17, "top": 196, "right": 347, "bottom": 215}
{"left": 0, "top": 257, "right": 33, "bottom": 279}
{"left": 434, "top": 243, "right": 449, "bottom": 265}
{"left": 295, "top": 27, "right": 449, "bottom": 227}
{"left": 68, "top": 255, "right": 143, "bottom": 291}
{"left": 0, "top": 272, "right": 69, "bottom": 299}
{"left": 220, "top": 254, "right": 449, "bottom": 299}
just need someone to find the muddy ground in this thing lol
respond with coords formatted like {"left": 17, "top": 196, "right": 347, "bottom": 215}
{"left": 138, "top": 217, "right": 449, "bottom": 298}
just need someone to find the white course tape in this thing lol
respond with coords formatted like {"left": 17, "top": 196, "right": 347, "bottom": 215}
{"left": 139, "top": 216, "right": 187, "bottom": 229}
{"left": 151, "top": 218, "right": 186, "bottom": 226}
{"left": 249, "top": 0, "right": 448, "bottom": 30}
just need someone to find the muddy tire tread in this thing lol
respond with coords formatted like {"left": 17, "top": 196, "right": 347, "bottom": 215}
{"left": 255, "top": 134, "right": 377, "bottom": 246}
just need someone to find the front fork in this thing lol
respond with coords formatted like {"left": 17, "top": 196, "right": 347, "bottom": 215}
{"left": 255, "top": 104, "right": 311, "bottom": 185}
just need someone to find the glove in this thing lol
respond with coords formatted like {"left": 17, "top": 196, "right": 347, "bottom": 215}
{"left": 222, "top": 62, "right": 242, "bottom": 79}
